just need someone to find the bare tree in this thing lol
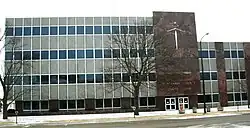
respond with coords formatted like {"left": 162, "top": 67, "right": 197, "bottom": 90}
{"left": 0, "top": 25, "right": 31, "bottom": 119}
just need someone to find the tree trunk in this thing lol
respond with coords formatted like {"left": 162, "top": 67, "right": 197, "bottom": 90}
{"left": 2, "top": 98, "right": 8, "bottom": 119}
{"left": 134, "top": 87, "right": 139, "bottom": 116}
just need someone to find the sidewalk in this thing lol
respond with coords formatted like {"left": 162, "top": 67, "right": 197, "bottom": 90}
{"left": 0, "top": 105, "right": 250, "bottom": 127}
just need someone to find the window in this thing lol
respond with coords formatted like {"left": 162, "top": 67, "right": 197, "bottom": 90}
{"left": 148, "top": 49, "right": 154, "bottom": 57}
{"left": 104, "top": 49, "right": 111, "bottom": 58}
{"left": 149, "top": 73, "right": 156, "bottom": 81}
{"left": 114, "top": 74, "right": 121, "bottom": 82}
{"left": 23, "top": 51, "right": 31, "bottom": 60}
{"left": 32, "top": 51, "right": 40, "bottom": 60}
{"left": 86, "top": 74, "right": 94, "bottom": 83}
{"left": 226, "top": 72, "right": 232, "bottom": 79}
{"left": 41, "top": 27, "right": 49, "bottom": 35}
{"left": 201, "top": 72, "right": 210, "bottom": 80}
{"left": 113, "top": 99, "right": 120, "bottom": 107}
{"left": 130, "top": 49, "right": 137, "bottom": 57}
{"left": 205, "top": 95, "right": 212, "bottom": 102}
{"left": 14, "top": 51, "right": 22, "bottom": 60}
{"left": 199, "top": 51, "right": 209, "bottom": 58}
{"left": 77, "top": 100, "right": 85, "bottom": 108}
{"left": 129, "top": 26, "right": 136, "bottom": 34}
{"left": 23, "top": 76, "right": 31, "bottom": 85}
{"left": 139, "top": 49, "right": 146, "bottom": 57}
{"left": 24, "top": 27, "right": 31, "bottom": 35}
{"left": 32, "top": 101, "right": 39, "bottom": 109}
{"left": 68, "top": 50, "right": 76, "bottom": 59}
{"left": 96, "top": 99, "right": 103, "bottom": 108}
{"left": 94, "top": 26, "right": 102, "bottom": 34}
{"left": 113, "top": 49, "right": 120, "bottom": 58}
{"left": 41, "top": 51, "right": 49, "bottom": 59}
{"left": 233, "top": 72, "right": 239, "bottom": 79}
{"left": 50, "top": 75, "right": 58, "bottom": 84}
{"left": 95, "top": 74, "right": 103, "bottom": 83}
{"left": 238, "top": 51, "right": 244, "bottom": 58}
{"left": 68, "top": 100, "right": 76, "bottom": 109}
{"left": 77, "top": 74, "right": 85, "bottom": 83}
{"left": 103, "top": 26, "right": 110, "bottom": 34}
{"left": 235, "top": 93, "right": 241, "bottom": 101}
{"left": 59, "top": 100, "right": 67, "bottom": 109}
{"left": 68, "top": 26, "right": 75, "bottom": 35}
{"left": 146, "top": 26, "right": 153, "bottom": 34}
{"left": 32, "top": 76, "right": 40, "bottom": 85}
{"left": 121, "top": 26, "right": 128, "bottom": 34}
{"left": 14, "top": 76, "right": 22, "bottom": 85}
{"left": 86, "top": 26, "right": 93, "bottom": 34}
{"left": 104, "top": 99, "right": 112, "bottom": 107}
{"left": 231, "top": 51, "right": 237, "bottom": 58}
{"left": 112, "top": 26, "right": 119, "bottom": 34}
{"left": 59, "top": 50, "right": 66, "bottom": 59}
{"left": 140, "top": 97, "right": 147, "bottom": 106}
{"left": 122, "top": 49, "right": 129, "bottom": 58}
{"left": 23, "top": 101, "right": 31, "bottom": 110}
{"left": 211, "top": 72, "right": 217, "bottom": 80}
{"left": 228, "top": 94, "right": 234, "bottom": 101}
{"left": 148, "top": 97, "right": 156, "bottom": 105}
{"left": 240, "top": 72, "right": 246, "bottom": 79}
{"left": 15, "top": 27, "right": 22, "bottom": 36}
{"left": 213, "top": 94, "right": 219, "bottom": 102}
{"left": 50, "top": 27, "right": 58, "bottom": 35}
{"left": 5, "top": 52, "right": 13, "bottom": 60}
{"left": 131, "top": 73, "right": 138, "bottom": 81}
{"left": 122, "top": 73, "right": 130, "bottom": 82}
{"left": 41, "top": 75, "right": 49, "bottom": 84}
{"left": 95, "top": 49, "right": 103, "bottom": 58}
{"left": 32, "top": 27, "right": 40, "bottom": 35}
{"left": 50, "top": 51, "right": 58, "bottom": 59}
{"left": 59, "top": 26, "right": 66, "bottom": 35}
{"left": 59, "top": 75, "right": 67, "bottom": 84}
{"left": 86, "top": 50, "right": 93, "bottom": 58}
{"left": 68, "top": 75, "right": 76, "bottom": 83}
{"left": 138, "top": 26, "right": 145, "bottom": 34}
{"left": 224, "top": 51, "right": 230, "bottom": 58}
{"left": 6, "top": 28, "right": 13, "bottom": 36}
{"left": 77, "top": 26, "right": 84, "bottom": 34}
{"left": 104, "top": 74, "right": 112, "bottom": 82}
{"left": 209, "top": 51, "right": 216, "bottom": 58}
{"left": 77, "top": 50, "right": 84, "bottom": 58}
{"left": 41, "top": 101, "right": 48, "bottom": 109}
{"left": 242, "top": 93, "right": 247, "bottom": 100}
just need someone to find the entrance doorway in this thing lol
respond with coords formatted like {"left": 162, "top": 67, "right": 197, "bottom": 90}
{"left": 165, "top": 98, "right": 176, "bottom": 110}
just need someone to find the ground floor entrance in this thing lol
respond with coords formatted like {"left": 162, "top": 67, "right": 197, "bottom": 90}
{"left": 165, "top": 97, "right": 189, "bottom": 110}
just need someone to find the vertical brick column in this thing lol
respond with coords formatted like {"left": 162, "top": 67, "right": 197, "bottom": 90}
{"left": 243, "top": 43, "right": 250, "bottom": 107}
{"left": 215, "top": 42, "right": 228, "bottom": 107}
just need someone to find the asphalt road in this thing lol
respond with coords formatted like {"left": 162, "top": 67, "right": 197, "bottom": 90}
{"left": 6, "top": 113, "right": 250, "bottom": 128}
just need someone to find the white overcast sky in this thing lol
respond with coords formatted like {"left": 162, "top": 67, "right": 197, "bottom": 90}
{"left": 0, "top": 0, "right": 249, "bottom": 42}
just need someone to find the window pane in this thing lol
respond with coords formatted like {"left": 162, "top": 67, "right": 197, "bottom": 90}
{"left": 224, "top": 51, "right": 230, "bottom": 58}
{"left": 41, "top": 101, "right": 48, "bottom": 109}
{"left": 104, "top": 99, "right": 112, "bottom": 107}
{"left": 103, "top": 26, "right": 110, "bottom": 34}
{"left": 238, "top": 51, "right": 244, "bottom": 58}
{"left": 59, "top": 100, "right": 67, "bottom": 109}
{"left": 112, "top": 26, "right": 119, "bottom": 34}
{"left": 32, "top": 101, "right": 39, "bottom": 109}
{"left": 113, "top": 98, "right": 120, "bottom": 107}
{"left": 41, "top": 51, "right": 49, "bottom": 59}
{"left": 201, "top": 72, "right": 210, "bottom": 80}
{"left": 240, "top": 71, "right": 246, "bottom": 79}
{"left": 14, "top": 76, "right": 22, "bottom": 85}
{"left": 86, "top": 26, "right": 93, "bottom": 34}
{"left": 77, "top": 50, "right": 84, "bottom": 58}
{"left": 5, "top": 52, "right": 13, "bottom": 60}
{"left": 95, "top": 74, "right": 103, "bottom": 83}
{"left": 140, "top": 97, "right": 147, "bottom": 106}
{"left": 210, "top": 51, "right": 216, "bottom": 58}
{"left": 199, "top": 51, "right": 209, "bottom": 58}
{"left": 24, "top": 27, "right": 31, "bottom": 35}
{"left": 226, "top": 72, "right": 232, "bottom": 79}
{"left": 41, "top": 27, "right": 49, "bottom": 35}
{"left": 104, "top": 49, "right": 111, "bottom": 58}
{"left": 233, "top": 72, "right": 239, "bottom": 79}
{"left": 146, "top": 26, "right": 153, "bottom": 34}
{"left": 68, "top": 26, "right": 75, "bottom": 35}
{"left": 139, "top": 49, "right": 146, "bottom": 57}
{"left": 137, "top": 26, "right": 145, "bottom": 34}
{"left": 50, "top": 75, "right": 58, "bottom": 84}
{"left": 211, "top": 72, "right": 217, "bottom": 80}
{"left": 23, "top": 76, "right": 31, "bottom": 85}
{"left": 50, "top": 27, "right": 58, "bottom": 35}
{"left": 228, "top": 94, "right": 233, "bottom": 101}
{"left": 94, "top": 26, "right": 102, "bottom": 34}
{"left": 77, "top": 74, "right": 85, "bottom": 83}
{"left": 59, "top": 75, "right": 67, "bottom": 84}
{"left": 59, "top": 26, "right": 66, "bottom": 35}
{"left": 122, "top": 73, "right": 130, "bottom": 82}
{"left": 6, "top": 28, "right": 13, "bottom": 36}
{"left": 77, "top": 100, "right": 84, "bottom": 108}
{"left": 114, "top": 74, "right": 121, "bottom": 82}
{"left": 23, "top": 51, "right": 31, "bottom": 60}
{"left": 129, "top": 26, "right": 136, "bottom": 34}
{"left": 14, "top": 51, "right": 22, "bottom": 60}
{"left": 68, "top": 75, "right": 76, "bottom": 83}
{"left": 148, "top": 49, "right": 155, "bottom": 57}
{"left": 235, "top": 93, "right": 241, "bottom": 101}
{"left": 41, "top": 75, "right": 49, "bottom": 84}
{"left": 32, "top": 76, "right": 40, "bottom": 85}
{"left": 68, "top": 100, "right": 76, "bottom": 109}
{"left": 122, "top": 49, "right": 129, "bottom": 58}
{"left": 121, "top": 26, "right": 128, "bottom": 34}
{"left": 68, "top": 50, "right": 76, "bottom": 59}
{"left": 149, "top": 73, "right": 156, "bottom": 81}
{"left": 113, "top": 49, "right": 120, "bottom": 58}
{"left": 231, "top": 51, "right": 237, "bottom": 58}
{"left": 32, "top": 27, "right": 40, "bottom": 35}
{"left": 59, "top": 50, "right": 66, "bottom": 59}
{"left": 50, "top": 50, "right": 58, "bottom": 59}
{"left": 86, "top": 74, "right": 94, "bottom": 83}
{"left": 95, "top": 49, "right": 103, "bottom": 58}
{"left": 213, "top": 94, "right": 219, "bottom": 102}
{"left": 23, "top": 101, "right": 31, "bottom": 110}
{"left": 86, "top": 50, "right": 93, "bottom": 58}
{"left": 104, "top": 74, "right": 112, "bottom": 82}
{"left": 148, "top": 97, "right": 156, "bottom": 105}
{"left": 77, "top": 26, "right": 84, "bottom": 34}
{"left": 15, "top": 27, "right": 22, "bottom": 36}
{"left": 32, "top": 51, "right": 40, "bottom": 60}
{"left": 96, "top": 99, "right": 103, "bottom": 108}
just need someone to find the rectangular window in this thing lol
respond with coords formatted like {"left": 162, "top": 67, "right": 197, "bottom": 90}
{"left": 50, "top": 27, "right": 58, "bottom": 35}
{"left": 147, "top": 49, "right": 154, "bottom": 57}
{"left": 140, "top": 97, "right": 147, "bottom": 106}
{"left": 14, "top": 76, "right": 22, "bottom": 85}
{"left": 23, "top": 101, "right": 31, "bottom": 110}
{"left": 41, "top": 101, "right": 49, "bottom": 109}
{"left": 211, "top": 72, "right": 217, "bottom": 80}
{"left": 130, "top": 49, "right": 137, "bottom": 57}
{"left": 59, "top": 26, "right": 66, "bottom": 35}
{"left": 41, "top": 75, "right": 49, "bottom": 84}
{"left": 235, "top": 93, "right": 241, "bottom": 101}
{"left": 24, "top": 27, "right": 31, "bottom": 35}
{"left": 95, "top": 74, "right": 103, "bottom": 83}
{"left": 104, "top": 49, "right": 111, "bottom": 58}
{"left": 121, "top": 26, "right": 128, "bottom": 34}
{"left": 231, "top": 51, "right": 237, "bottom": 58}
{"left": 149, "top": 73, "right": 156, "bottom": 81}
{"left": 228, "top": 94, "right": 233, "bottom": 101}
{"left": 226, "top": 72, "right": 232, "bottom": 79}
{"left": 139, "top": 49, "right": 146, "bottom": 57}
{"left": 77, "top": 74, "right": 85, "bottom": 83}
{"left": 233, "top": 72, "right": 239, "bottom": 79}
{"left": 122, "top": 73, "right": 130, "bottom": 82}
{"left": 224, "top": 51, "right": 230, "bottom": 58}
{"left": 6, "top": 27, "right": 13, "bottom": 36}
{"left": 59, "top": 100, "right": 67, "bottom": 109}
{"left": 5, "top": 52, "right": 13, "bottom": 60}
{"left": 14, "top": 51, "right": 22, "bottom": 60}
{"left": 199, "top": 51, "right": 209, "bottom": 58}
{"left": 96, "top": 99, "right": 103, "bottom": 108}
{"left": 68, "top": 50, "right": 76, "bottom": 59}
{"left": 32, "top": 27, "right": 40, "bottom": 35}
{"left": 86, "top": 26, "right": 93, "bottom": 34}
{"left": 240, "top": 71, "right": 246, "bottom": 79}
{"left": 32, "top": 76, "right": 40, "bottom": 85}
{"left": 77, "top": 100, "right": 84, "bottom": 108}
{"left": 113, "top": 98, "right": 121, "bottom": 107}
{"left": 59, "top": 50, "right": 66, "bottom": 59}
{"left": 95, "top": 49, "right": 103, "bottom": 58}
{"left": 41, "top": 51, "right": 49, "bottom": 59}
{"left": 50, "top": 50, "right": 58, "bottom": 59}
{"left": 23, "top": 76, "right": 31, "bottom": 85}
{"left": 32, "top": 51, "right": 40, "bottom": 60}
{"left": 59, "top": 75, "right": 67, "bottom": 84}
{"left": 94, "top": 26, "right": 102, "bottom": 34}
{"left": 86, "top": 50, "right": 93, "bottom": 58}
{"left": 68, "top": 26, "right": 75, "bottom": 35}
{"left": 50, "top": 75, "right": 58, "bottom": 84}
{"left": 209, "top": 51, "right": 216, "bottom": 58}
{"left": 32, "top": 101, "right": 39, "bottom": 109}
{"left": 104, "top": 74, "right": 112, "bottom": 82}
{"left": 137, "top": 26, "right": 145, "bottom": 34}
{"left": 129, "top": 26, "right": 136, "bottom": 34}
{"left": 23, "top": 51, "right": 31, "bottom": 60}
{"left": 238, "top": 51, "right": 244, "bottom": 58}
{"left": 114, "top": 74, "right": 121, "bottom": 82}
{"left": 41, "top": 27, "right": 49, "bottom": 35}
{"left": 77, "top": 50, "right": 84, "bottom": 58}
{"left": 113, "top": 49, "right": 120, "bottom": 58}
{"left": 200, "top": 72, "right": 210, "bottom": 80}
{"left": 146, "top": 26, "right": 153, "bottom": 34}
{"left": 148, "top": 97, "right": 156, "bottom": 105}
{"left": 68, "top": 75, "right": 76, "bottom": 83}
{"left": 103, "top": 26, "right": 110, "bottom": 34}
{"left": 77, "top": 26, "right": 84, "bottom": 34}
{"left": 86, "top": 74, "right": 94, "bottom": 83}
{"left": 68, "top": 100, "right": 76, "bottom": 109}
{"left": 213, "top": 94, "right": 219, "bottom": 102}
{"left": 112, "top": 26, "right": 119, "bottom": 34}
{"left": 122, "top": 49, "right": 129, "bottom": 58}
{"left": 15, "top": 27, "right": 22, "bottom": 36}
{"left": 104, "top": 99, "right": 112, "bottom": 107}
